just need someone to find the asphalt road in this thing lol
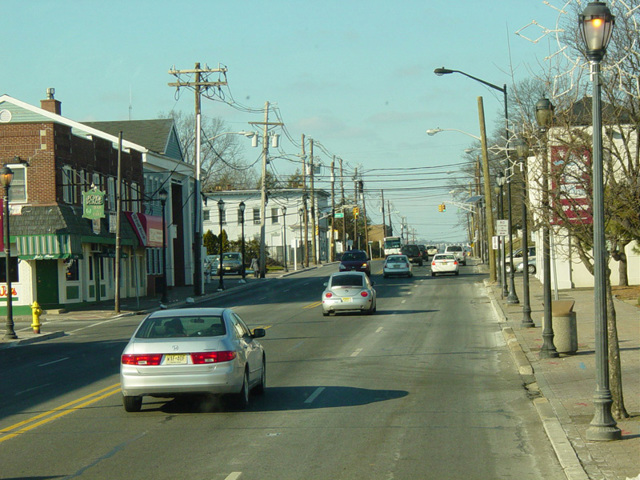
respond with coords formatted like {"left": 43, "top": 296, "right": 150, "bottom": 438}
{"left": 0, "top": 261, "right": 565, "bottom": 479}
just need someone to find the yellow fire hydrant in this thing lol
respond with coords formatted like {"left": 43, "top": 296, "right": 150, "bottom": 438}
{"left": 31, "top": 301, "right": 42, "bottom": 334}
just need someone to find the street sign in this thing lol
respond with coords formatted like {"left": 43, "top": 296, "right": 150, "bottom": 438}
{"left": 334, "top": 212, "right": 344, "bottom": 218}
{"left": 496, "top": 219, "right": 509, "bottom": 237}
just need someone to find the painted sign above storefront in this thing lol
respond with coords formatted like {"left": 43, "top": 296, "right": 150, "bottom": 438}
{"left": 125, "top": 212, "right": 163, "bottom": 248}
{"left": 82, "top": 189, "right": 106, "bottom": 219}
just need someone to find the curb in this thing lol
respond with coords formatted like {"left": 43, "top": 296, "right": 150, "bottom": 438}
{"left": 483, "top": 279, "right": 589, "bottom": 480}
{"left": 0, "top": 330, "right": 66, "bottom": 349}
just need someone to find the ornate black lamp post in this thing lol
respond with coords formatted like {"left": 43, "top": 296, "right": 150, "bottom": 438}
{"left": 515, "top": 139, "right": 534, "bottom": 327}
{"left": 506, "top": 159, "right": 520, "bottom": 304}
{"left": 579, "top": 1, "right": 621, "bottom": 442}
{"left": 282, "top": 206, "right": 288, "bottom": 272}
{"left": 217, "top": 199, "right": 225, "bottom": 292}
{"left": 239, "top": 201, "right": 246, "bottom": 283}
{"left": 158, "top": 187, "right": 169, "bottom": 305}
{"left": 496, "top": 171, "right": 508, "bottom": 298}
{"left": 536, "top": 96, "right": 559, "bottom": 359}
{"left": 1, "top": 166, "right": 16, "bottom": 340}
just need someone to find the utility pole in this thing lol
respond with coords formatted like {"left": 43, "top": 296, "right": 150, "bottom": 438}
{"left": 249, "top": 102, "right": 283, "bottom": 278}
{"left": 301, "top": 135, "right": 309, "bottom": 267}
{"left": 360, "top": 179, "right": 369, "bottom": 251}
{"left": 381, "top": 189, "right": 387, "bottom": 237}
{"left": 330, "top": 156, "right": 335, "bottom": 262}
{"left": 168, "top": 62, "right": 227, "bottom": 295}
{"left": 353, "top": 168, "right": 358, "bottom": 249}
{"left": 388, "top": 200, "right": 393, "bottom": 235}
{"left": 114, "top": 132, "right": 122, "bottom": 313}
{"left": 309, "top": 139, "right": 317, "bottom": 265}
{"left": 478, "top": 96, "right": 496, "bottom": 283}
{"left": 340, "top": 157, "right": 345, "bottom": 252}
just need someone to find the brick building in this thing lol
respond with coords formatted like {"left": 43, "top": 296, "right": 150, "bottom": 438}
{"left": 0, "top": 91, "right": 152, "bottom": 313}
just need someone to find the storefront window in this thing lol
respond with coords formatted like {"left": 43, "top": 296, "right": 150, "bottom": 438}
{"left": 0, "top": 257, "right": 19, "bottom": 282}
{"left": 65, "top": 259, "right": 79, "bottom": 281}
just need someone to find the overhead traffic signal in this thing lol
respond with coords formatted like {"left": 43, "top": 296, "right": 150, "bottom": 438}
{"left": 438, "top": 203, "right": 446, "bottom": 212}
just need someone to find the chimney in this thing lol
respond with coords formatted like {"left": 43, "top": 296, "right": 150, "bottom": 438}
{"left": 40, "top": 87, "right": 61, "bottom": 115}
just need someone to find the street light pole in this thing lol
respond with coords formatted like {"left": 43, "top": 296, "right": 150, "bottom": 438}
{"left": 515, "top": 139, "right": 535, "bottom": 327}
{"left": 282, "top": 205, "right": 288, "bottom": 272}
{"left": 435, "top": 67, "right": 509, "bottom": 285}
{"left": 239, "top": 201, "right": 246, "bottom": 283}
{"left": 1, "top": 166, "right": 16, "bottom": 340}
{"left": 496, "top": 172, "right": 508, "bottom": 298}
{"left": 217, "top": 199, "right": 225, "bottom": 292}
{"left": 536, "top": 97, "right": 559, "bottom": 359}
{"left": 159, "top": 187, "right": 169, "bottom": 305}
{"left": 579, "top": 1, "right": 621, "bottom": 442}
{"left": 506, "top": 162, "right": 520, "bottom": 304}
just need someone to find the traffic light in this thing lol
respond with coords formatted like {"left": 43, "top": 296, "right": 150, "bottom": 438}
{"left": 353, "top": 207, "right": 360, "bottom": 217}
{"left": 438, "top": 203, "right": 445, "bottom": 212}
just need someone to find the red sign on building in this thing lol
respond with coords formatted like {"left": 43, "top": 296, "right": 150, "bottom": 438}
{"left": 550, "top": 145, "right": 593, "bottom": 225}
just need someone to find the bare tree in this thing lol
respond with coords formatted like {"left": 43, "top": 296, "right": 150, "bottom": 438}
{"left": 159, "top": 111, "right": 259, "bottom": 191}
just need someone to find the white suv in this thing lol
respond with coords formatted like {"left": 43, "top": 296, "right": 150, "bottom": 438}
{"left": 444, "top": 245, "right": 466, "bottom": 266}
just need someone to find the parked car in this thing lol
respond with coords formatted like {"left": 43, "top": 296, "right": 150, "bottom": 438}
{"left": 383, "top": 254, "right": 413, "bottom": 278}
{"left": 430, "top": 253, "right": 460, "bottom": 276}
{"left": 516, "top": 255, "right": 537, "bottom": 274}
{"left": 426, "top": 245, "right": 439, "bottom": 256}
{"left": 339, "top": 249, "right": 371, "bottom": 276}
{"left": 444, "top": 245, "right": 466, "bottom": 265}
{"left": 322, "top": 271, "right": 376, "bottom": 316}
{"left": 401, "top": 244, "right": 424, "bottom": 266}
{"left": 120, "top": 308, "right": 266, "bottom": 412}
{"left": 505, "top": 246, "right": 536, "bottom": 273}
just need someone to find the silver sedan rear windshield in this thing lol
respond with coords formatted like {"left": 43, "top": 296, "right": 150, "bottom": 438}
{"left": 135, "top": 315, "right": 226, "bottom": 339}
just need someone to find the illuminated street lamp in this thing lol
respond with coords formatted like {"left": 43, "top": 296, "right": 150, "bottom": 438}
{"left": 217, "top": 199, "right": 225, "bottom": 292}
{"left": 1, "top": 166, "right": 16, "bottom": 340}
{"left": 579, "top": 1, "right": 621, "bottom": 442}
{"left": 158, "top": 187, "right": 169, "bottom": 305}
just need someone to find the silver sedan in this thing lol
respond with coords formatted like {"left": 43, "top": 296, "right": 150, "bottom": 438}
{"left": 120, "top": 308, "right": 266, "bottom": 412}
{"left": 383, "top": 254, "right": 413, "bottom": 278}
{"left": 322, "top": 271, "right": 377, "bottom": 316}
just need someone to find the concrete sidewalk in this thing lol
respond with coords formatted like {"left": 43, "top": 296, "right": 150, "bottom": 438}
{"left": 486, "top": 267, "right": 639, "bottom": 480}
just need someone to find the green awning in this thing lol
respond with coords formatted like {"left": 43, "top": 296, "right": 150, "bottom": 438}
{"left": 14, "top": 234, "right": 83, "bottom": 260}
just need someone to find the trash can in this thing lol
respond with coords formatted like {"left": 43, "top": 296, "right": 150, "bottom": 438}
{"left": 543, "top": 300, "right": 577, "bottom": 354}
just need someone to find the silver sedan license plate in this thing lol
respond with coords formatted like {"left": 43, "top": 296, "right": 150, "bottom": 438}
{"left": 164, "top": 354, "right": 187, "bottom": 364}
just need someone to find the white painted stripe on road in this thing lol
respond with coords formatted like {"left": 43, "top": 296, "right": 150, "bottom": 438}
{"left": 304, "top": 387, "right": 325, "bottom": 404}
{"left": 376, "top": 327, "right": 383, "bottom": 333}
{"left": 351, "top": 348, "right": 363, "bottom": 357}
{"left": 39, "top": 357, "right": 70, "bottom": 367}
{"left": 15, "top": 383, "right": 52, "bottom": 396}
{"left": 224, "top": 473, "right": 242, "bottom": 480}
{"left": 401, "top": 299, "right": 406, "bottom": 304}
{"left": 290, "top": 341, "right": 305, "bottom": 351}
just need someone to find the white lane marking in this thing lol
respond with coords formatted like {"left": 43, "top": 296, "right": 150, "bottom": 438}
{"left": 376, "top": 327, "right": 383, "bottom": 333}
{"left": 225, "top": 473, "right": 242, "bottom": 480}
{"left": 289, "top": 341, "right": 305, "bottom": 351}
{"left": 401, "top": 299, "right": 406, "bottom": 304}
{"left": 69, "top": 316, "right": 126, "bottom": 334}
{"left": 15, "top": 383, "right": 52, "bottom": 396}
{"left": 351, "top": 348, "right": 363, "bottom": 357}
{"left": 304, "top": 387, "right": 325, "bottom": 404}
{"left": 39, "top": 357, "right": 70, "bottom": 367}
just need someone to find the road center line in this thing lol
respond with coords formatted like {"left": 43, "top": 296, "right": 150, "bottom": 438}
{"left": 304, "top": 387, "right": 325, "bottom": 404}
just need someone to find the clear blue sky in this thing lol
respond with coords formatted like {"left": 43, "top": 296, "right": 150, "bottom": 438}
{"left": 3, "top": 0, "right": 569, "bottom": 243}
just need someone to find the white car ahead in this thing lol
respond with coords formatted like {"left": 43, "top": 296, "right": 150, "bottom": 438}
{"left": 431, "top": 253, "right": 460, "bottom": 276}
